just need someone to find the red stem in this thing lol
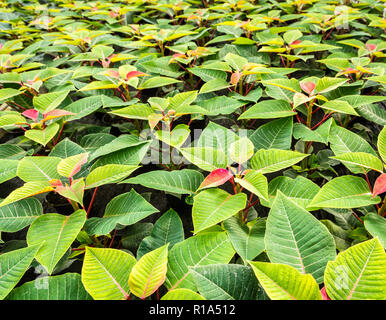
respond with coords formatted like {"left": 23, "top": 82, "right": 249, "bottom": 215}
{"left": 87, "top": 187, "right": 98, "bottom": 217}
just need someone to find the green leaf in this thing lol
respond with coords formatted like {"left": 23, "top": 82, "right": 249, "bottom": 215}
{"left": 79, "top": 80, "right": 119, "bottom": 91}
{"left": 248, "top": 261, "right": 322, "bottom": 300}
{"left": 234, "top": 170, "right": 268, "bottom": 201}
{"left": 328, "top": 122, "right": 378, "bottom": 174}
{"left": 85, "top": 164, "right": 139, "bottom": 189}
{"left": 320, "top": 100, "right": 358, "bottom": 116}
{"left": 229, "top": 137, "right": 254, "bottom": 164}
{"left": 331, "top": 152, "right": 383, "bottom": 173}
{"left": 378, "top": 127, "right": 386, "bottom": 164}
{"left": 17, "top": 156, "right": 61, "bottom": 182}
{"left": 165, "top": 232, "right": 235, "bottom": 291}
{"left": 0, "top": 182, "right": 54, "bottom": 207}
{"left": 199, "top": 79, "right": 230, "bottom": 94}
{"left": 250, "top": 117, "right": 293, "bottom": 150}
{"left": 239, "top": 100, "right": 295, "bottom": 119}
{"left": 195, "top": 96, "right": 246, "bottom": 116}
{"left": 250, "top": 149, "right": 309, "bottom": 174}
{"left": 5, "top": 273, "right": 92, "bottom": 300}
{"left": 180, "top": 147, "right": 227, "bottom": 172}
{"left": 0, "top": 198, "right": 43, "bottom": 232}
{"left": 0, "top": 159, "right": 18, "bottom": 184}
{"left": 192, "top": 188, "right": 247, "bottom": 234}
{"left": 128, "top": 244, "right": 169, "bottom": 299}
{"left": 56, "top": 178, "right": 85, "bottom": 205}
{"left": 0, "top": 245, "right": 41, "bottom": 300}
{"left": 0, "top": 88, "right": 22, "bottom": 102}
{"left": 364, "top": 213, "right": 386, "bottom": 248}
{"left": 161, "top": 288, "right": 205, "bottom": 300}
{"left": 190, "top": 264, "right": 262, "bottom": 300}
{"left": 49, "top": 138, "right": 86, "bottom": 158}
{"left": 24, "top": 122, "right": 60, "bottom": 146}
{"left": 325, "top": 238, "right": 386, "bottom": 300}
{"left": 33, "top": 90, "right": 70, "bottom": 113}
{"left": 262, "top": 78, "right": 300, "bottom": 102}
{"left": 309, "top": 175, "right": 381, "bottom": 209}
{"left": 84, "top": 189, "right": 158, "bottom": 236}
{"left": 82, "top": 247, "right": 135, "bottom": 300}
{"left": 265, "top": 191, "right": 336, "bottom": 283}
{"left": 223, "top": 216, "right": 266, "bottom": 262}
{"left": 27, "top": 210, "right": 87, "bottom": 274}
{"left": 261, "top": 176, "right": 320, "bottom": 210}
{"left": 315, "top": 77, "right": 347, "bottom": 94}
{"left": 123, "top": 169, "right": 204, "bottom": 195}
{"left": 224, "top": 53, "right": 248, "bottom": 71}
{"left": 64, "top": 96, "right": 104, "bottom": 121}
{"left": 138, "top": 76, "right": 181, "bottom": 89}
{"left": 293, "top": 118, "right": 332, "bottom": 144}
{"left": 154, "top": 124, "right": 190, "bottom": 148}
{"left": 137, "top": 209, "right": 184, "bottom": 259}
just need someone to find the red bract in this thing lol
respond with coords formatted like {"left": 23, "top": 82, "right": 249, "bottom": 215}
{"left": 300, "top": 81, "right": 315, "bottom": 95}
{"left": 290, "top": 40, "right": 302, "bottom": 46}
{"left": 22, "top": 109, "right": 39, "bottom": 121}
{"left": 321, "top": 287, "right": 330, "bottom": 300}
{"left": 125, "top": 71, "right": 147, "bottom": 80}
{"left": 373, "top": 173, "right": 386, "bottom": 197}
{"left": 366, "top": 43, "right": 377, "bottom": 51}
{"left": 198, "top": 168, "right": 233, "bottom": 190}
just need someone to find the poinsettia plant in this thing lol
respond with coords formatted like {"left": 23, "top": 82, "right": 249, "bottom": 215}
{"left": 0, "top": 0, "right": 385, "bottom": 302}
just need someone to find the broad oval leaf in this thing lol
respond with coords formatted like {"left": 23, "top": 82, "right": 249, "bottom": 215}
{"left": 128, "top": 244, "right": 169, "bottom": 299}
{"left": 265, "top": 191, "right": 336, "bottom": 283}
{"left": 324, "top": 238, "right": 386, "bottom": 300}
{"left": 192, "top": 188, "right": 247, "bottom": 234}
{"left": 6, "top": 273, "right": 92, "bottom": 300}
{"left": 27, "top": 210, "right": 87, "bottom": 274}
{"left": 248, "top": 261, "right": 322, "bottom": 300}
{"left": 82, "top": 247, "right": 135, "bottom": 300}
{"left": 165, "top": 232, "right": 235, "bottom": 291}
{"left": 309, "top": 175, "right": 381, "bottom": 209}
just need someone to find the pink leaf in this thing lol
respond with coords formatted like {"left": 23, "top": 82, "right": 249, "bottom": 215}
{"left": 22, "top": 109, "right": 39, "bottom": 121}
{"left": 321, "top": 287, "right": 330, "bottom": 300}
{"left": 366, "top": 43, "right": 377, "bottom": 52}
{"left": 300, "top": 81, "right": 315, "bottom": 95}
{"left": 198, "top": 168, "right": 233, "bottom": 191}
{"left": 289, "top": 40, "right": 302, "bottom": 46}
{"left": 373, "top": 173, "right": 386, "bottom": 197}
{"left": 125, "top": 71, "right": 148, "bottom": 80}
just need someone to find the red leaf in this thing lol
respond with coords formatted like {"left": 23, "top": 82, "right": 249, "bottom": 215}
{"left": 373, "top": 173, "right": 386, "bottom": 197}
{"left": 125, "top": 71, "right": 148, "bottom": 80}
{"left": 366, "top": 43, "right": 377, "bottom": 52}
{"left": 300, "top": 81, "right": 315, "bottom": 95}
{"left": 198, "top": 168, "right": 233, "bottom": 191}
{"left": 22, "top": 109, "right": 39, "bottom": 121}
{"left": 290, "top": 40, "right": 302, "bottom": 46}
{"left": 320, "top": 287, "right": 330, "bottom": 300}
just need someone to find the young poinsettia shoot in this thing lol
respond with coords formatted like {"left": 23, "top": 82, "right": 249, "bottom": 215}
{"left": 22, "top": 109, "right": 39, "bottom": 121}
{"left": 300, "top": 81, "right": 316, "bottom": 96}
{"left": 197, "top": 168, "right": 233, "bottom": 191}
{"left": 372, "top": 173, "right": 386, "bottom": 197}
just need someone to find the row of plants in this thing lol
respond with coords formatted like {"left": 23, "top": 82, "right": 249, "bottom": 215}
{"left": 0, "top": 0, "right": 385, "bottom": 300}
